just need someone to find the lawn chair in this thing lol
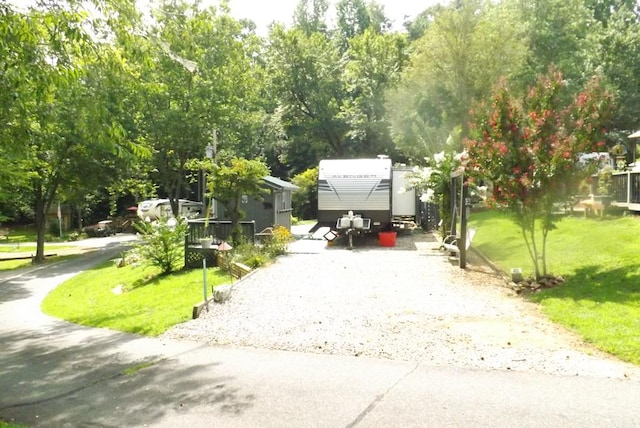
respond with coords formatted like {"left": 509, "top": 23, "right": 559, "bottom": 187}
{"left": 441, "top": 228, "right": 476, "bottom": 256}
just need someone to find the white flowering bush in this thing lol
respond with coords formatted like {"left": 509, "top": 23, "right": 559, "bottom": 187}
{"left": 406, "top": 150, "right": 466, "bottom": 234}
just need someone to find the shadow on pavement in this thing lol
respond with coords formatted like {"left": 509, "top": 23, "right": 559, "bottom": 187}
{"left": 0, "top": 236, "right": 256, "bottom": 426}
{"left": 0, "top": 326, "right": 254, "bottom": 426}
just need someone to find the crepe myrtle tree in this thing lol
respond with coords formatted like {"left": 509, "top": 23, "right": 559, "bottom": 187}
{"left": 464, "top": 67, "right": 614, "bottom": 280}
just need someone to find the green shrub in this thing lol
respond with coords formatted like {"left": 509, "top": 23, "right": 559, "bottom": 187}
{"left": 134, "top": 217, "right": 187, "bottom": 275}
{"left": 66, "top": 231, "right": 81, "bottom": 241}
{"left": 241, "top": 252, "right": 270, "bottom": 269}
{"left": 230, "top": 243, "right": 269, "bottom": 268}
{"left": 48, "top": 219, "right": 61, "bottom": 235}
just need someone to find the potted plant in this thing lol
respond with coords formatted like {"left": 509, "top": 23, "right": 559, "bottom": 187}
{"left": 200, "top": 235, "right": 213, "bottom": 249}
{"left": 611, "top": 143, "right": 627, "bottom": 170}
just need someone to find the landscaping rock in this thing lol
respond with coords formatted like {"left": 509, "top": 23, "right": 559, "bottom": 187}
{"left": 213, "top": 284, "right": 232, "bottom": 303}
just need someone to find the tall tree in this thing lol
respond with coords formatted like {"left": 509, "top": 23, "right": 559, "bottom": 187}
{"left": 512, "top": 0, "right": 597, "bottom": 89}
{"left": 335, "top": 0, "right": 370, "bottom": 51}
{"left": 266, "top": 24, "right": 346, "bottom": 165}
{"left": 0, "top": 3, "right": 138, "bottom": 262}
{"left": 388, "top": 0, "right": 528, "bottom": 162}
{"left": 138, "top": 0, "right": 264, "bottom": 214}
{"left": 293, "top": 0, "right": 329, "bottom": 34}
{"left": 266, "top": 7, "right": 407, "bottom": 171}
{"left": 341, "top": 28, "right": 408, "bottom": 156}
{"left": 589, "top": 5, "right": 640, "bottom": 136}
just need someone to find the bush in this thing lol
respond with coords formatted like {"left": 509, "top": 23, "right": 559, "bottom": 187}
{"left": 221, "top": 226, "right": 295, "bottom": 272}
{"left": 134, "top": 217, "right": 187, "bottom": 275}
{"left": 229, "top": 243, "right": 269, "bottom": 269}
{"left": 66, "top": 231, "right": 81, "bottom": 242}
{"left": 48, "top": 219, "right": 60, "bottom": 235}
{"left": 262, "top": 225, "right": 294, "bottom": 257}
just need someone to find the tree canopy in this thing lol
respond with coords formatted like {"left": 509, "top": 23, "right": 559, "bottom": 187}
{"left": 2, "top": 0, "right": 639, "bottom": 261}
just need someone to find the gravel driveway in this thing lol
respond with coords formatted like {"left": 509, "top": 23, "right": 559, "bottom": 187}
{"left": 163, "top": 230, "right": 640, "bottom": 380}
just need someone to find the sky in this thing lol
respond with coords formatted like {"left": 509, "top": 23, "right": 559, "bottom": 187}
{"left": 11, "top": 0, "right": 446, "bottom": 34}
{"left": 223, "top": 0, "right": 447, "bottom": 34}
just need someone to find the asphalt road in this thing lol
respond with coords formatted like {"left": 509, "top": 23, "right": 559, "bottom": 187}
{"left": 1, "top": 234, "right": 639, "bottom": 427}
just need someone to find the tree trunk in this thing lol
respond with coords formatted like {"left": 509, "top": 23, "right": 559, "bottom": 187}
{"left": 34, "top": 195, "right": 47, "bottom": 264}
{"left": 228, "top": 197, "right": 243, "bottom": 245}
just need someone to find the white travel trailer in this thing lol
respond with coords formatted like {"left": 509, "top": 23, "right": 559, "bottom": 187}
{"left": 314, "top": 156, "right": 417, "bottom": 234}
{"left": 137, "top": 199, "right": 204, "bottom": 222}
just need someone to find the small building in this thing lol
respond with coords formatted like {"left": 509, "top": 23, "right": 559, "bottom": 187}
{"left": 214, "top": 176, "right": 299, "bottom": 233}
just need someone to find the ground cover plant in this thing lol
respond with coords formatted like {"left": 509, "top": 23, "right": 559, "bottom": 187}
{"left": 470, "top": 209, "right": 640, "bottom": 365}
{"left": 42, "top": 261, "right": 231, "bottom": 336}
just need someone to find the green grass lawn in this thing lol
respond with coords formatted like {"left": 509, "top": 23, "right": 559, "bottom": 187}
{"left": 0, "top": 421, "right": 26, "bottom": 428}
{"left": 0, "top": 254, "right": 80, "bottom": 272}
{"left": 0, "top": 244, "right": 73, "bottom": 253}
{"left": 470, "top": 209, "right": 640, "bottom": 365}
{"left": 0, "top": 259, "right": 33, "bottom": 270}
{"left": 42, "top": 262, "right": 232, "bottom": 336}
{"left": 1, "top": 224, "right": 38, "bottom": 243}
{"left": 2, "top": 223, "right": 80, "bottom": 243}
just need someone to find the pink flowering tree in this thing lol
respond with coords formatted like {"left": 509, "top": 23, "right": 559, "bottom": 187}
{"left": 465, "top": 68, "right": 613, "bottom": 280}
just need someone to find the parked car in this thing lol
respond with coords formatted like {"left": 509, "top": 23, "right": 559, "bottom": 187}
{"left": 83, "top": 220, "right": 116, "bottom": 237}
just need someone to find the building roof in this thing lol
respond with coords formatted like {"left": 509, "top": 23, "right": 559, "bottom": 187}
{"left": 263, "top": 176, "right": 299, "bottom": 191}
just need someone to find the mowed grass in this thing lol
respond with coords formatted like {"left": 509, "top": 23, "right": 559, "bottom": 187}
{"left": 0, "top": 259, "right": 33, "bottom": 270}
{"left": 1, "top": 224, "right": 40, "bottom": 243}
{"left": 470, "top": 209, "right": 640, "bottom": 365}
{"left": 0, "top": 244, "right": 73, "bottom": 253}
{"left": 0, "top": 254, "right": 81, "bottom": 272}
{"left": 42, "top": 262, "right": 232, "bottom": 336}
{"left": 0, "top": 421, "right": 26, "bottom": 428}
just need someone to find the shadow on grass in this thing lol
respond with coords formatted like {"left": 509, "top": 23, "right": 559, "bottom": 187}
{"left": 531, "top": 264, "right": 640, "bottom": 305}
{"left": 474, "top": 240, "right": 523, "bottom": 267}
{"left": 126, "top": 266, "right": 199, "bottom": 292}
{"left": 127, "top": 271, "right": 164, "bottom": 291}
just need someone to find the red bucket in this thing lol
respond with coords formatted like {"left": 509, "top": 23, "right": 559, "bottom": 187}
{"left": 378, "top": 231, "right": 397, "bottom": 247}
